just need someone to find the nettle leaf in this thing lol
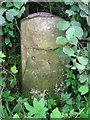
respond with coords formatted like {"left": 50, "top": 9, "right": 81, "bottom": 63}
{"left": 68, "top": 36, "right": 78, "bottom": 46}
{"left": 66, "top": 9, "right": 75, "bottom": 17}
{"left": 74, "top": 26, "right": 83, "bottom": 38}
{"left": 56, "top": 36, "right": 68, "bottom": 45}
{"left": 57, "top": 20, "right": 70, "bottom": 31}
{"left": 77, "top": 56, "right": 88, "bottom": 65}
{"left": 79, "top": 73, "right": 88, "bottom": 83}
{"left": 13, "top": 2, "right": 23, "bottom": 9}
{"left": 78, "top": 84, "right": 89, "bottom": 95}
{"left": 6, "top": 9, "right": 19, "bottom": 21}
{"left": 10, "top": 66, "right": 18, "bottom": 74}
{"left": 50, "top": 108, "right": 62, "bottom": 118}
{"left": 66, "top": 27, "right": 75, "bottom": 40}
{"left": 63, "top": 46, "right": 75, "bottom": 56}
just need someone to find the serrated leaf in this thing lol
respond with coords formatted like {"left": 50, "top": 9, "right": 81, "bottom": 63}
{"left": 78, "top": 84, "right": 89, "bottom": 95}
{"left": 56, "top": 36, "right": 68, "bottom": 45}
{"left": 63, "top": 46, "right": 75, "bottom": 56}
{"left": 77, "top": 56, "right": 88, "bottom": 65}
{"left": 57, "top": 20, "right": 70, "bottom": 31}
{"left": 66, "top": 27, "right": 75, "bottom": 40}
{"left": 50, "top": 108, "right": 62, "bottom": 118}
{"left": 10, "top": 66, "right": 18, "bottom": 74}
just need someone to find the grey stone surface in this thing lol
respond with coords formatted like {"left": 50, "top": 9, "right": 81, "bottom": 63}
{"left": 21, "top": 15, "right": 67, "bottom": 99}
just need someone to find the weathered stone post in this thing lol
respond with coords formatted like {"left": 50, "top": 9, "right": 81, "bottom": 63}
{"left": 21, "top": 12, "right": 67, "bottom": 99}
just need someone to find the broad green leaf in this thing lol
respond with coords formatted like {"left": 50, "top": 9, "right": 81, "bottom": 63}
{"left": 10, "top": 79, "right": 17, "bottom": 88}
{"left": 0, "top": 15, "right": 5, "bottom": 26}
{"left": 66, "top": 9, "right": 74, "bottom": 17}
{"left": 6, "top": 2, "right": 13, "bottom": 8}
{"left": 66, "top": 99, "right": 72, "bottom": 105}
{"left": 57, "top": 20, "right": 70, "bottom": 31}
{"left": 71, "top": 20, "right": 81, "bottom": 27}
{"left": 68, "top": 36, "right": 78, "bottom": 46}
{"left": 2, "top": 91, "right": 10, "bottom": 98}
{"left": 79, "top": 73, "right": 88, "bottom": 83}
{"left": 0, "top": 8, "right": 6, "bottom": 15}
{"left": 17, "top": 6, "right": 25, "bottom": 18}
{"left": 0, "top": 51, "right": 5, "bottom": 58}
{"left": 77, "top": 56, "right": 88, "bottom": 65}
{"left": 56, "top": 36, "right": 68, "bottom": 45}
{"left": 80, "top": 10, "right": 87, "bottom": 17}
{"left": 78, "top": 84, "right": 89, "bottom": 95}
{"left": 13, "top": 113, "right": 20, "bottom": 118}
{"left": 50, "top": 108, "right": 62, "bottom": 118}
{"left": 5, "top": 38, "right": 10, "bottom": 45}
{"left": 63, "top": 46, "right": 75, "bottom": 56}
{"left": 74, "top": 26, "right": 83, "bottom": 38}
{"left": 13, "top": 2, "right": 23, "bottom": 9}
{"left": 10, "top": 66, "right": 18, "bottom": 74}
{"left": 6, "top": 9, "right": 19, "bottom": 21}
{"left": 66, "top": 27, "right": 75, "bottom": 40}
{"left": 7, "top": 96, "right": 15, "bottom": 102}
{"left": 73, "top": 59, "right": 85, "bottom": 70}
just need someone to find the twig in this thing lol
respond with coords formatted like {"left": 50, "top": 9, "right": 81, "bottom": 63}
{"left": 0, "top": 65, "right": 15, "bottom": 78}
{"left": 14, "top": 18, "right": 21, "bottom": 36}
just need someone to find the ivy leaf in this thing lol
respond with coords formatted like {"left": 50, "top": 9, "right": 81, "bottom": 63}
{"left": 57, "top": 20, "right": 70, "bottom": 31}
{"left": 10, "top": 79, "right": 17, "bottom": 88}
{"left": 6, "top": 2, "right": 13, "bottom": 8}
{"left": 80, "top": 10, "right": 87, "bottom": 17}
{"left": 78, "top": 84, "right": 89, "bottom": 95}
{"left": 71, "top": 20, "right": 81, "bottom": 27}
{"left": 73, "top": 59, "right": 85, "bottom": 70}
{"left": 7, "top": 96, "right": 15, "bottom": 102}
{"left": 0, "top": 15, "right": 5, "bottom": 26}
{"left": 66, "top": 9, "right": 75, "bottom": 17}
{"left": 79, "top": 73, "right": 88, "bottom": 83}
{"left": 74, "top": 26, "right": 83, "bottom": 38}
{"left": 13, "top": 2, "right": 23, "bottom": 9}
{"left": 0, "top": 51, "right": 5, "bottom": 58}
{"left": 6, "top": 9, "right": 19, "bottom": 21}
{"left": 50, "top": 108, "right": 62, "bottom": 118}
{"left": 5, "top": 38, "right": 10, "bottom": 45}
{"left": 56, "top": 36, "right": 68, "bottom": 45}
{"left": 66, "top": 27, "right": 75, "bottom": 40}
{"left": 63, "top": 46, "right": 75, "bottom": 56}
{"left": 10, "top": 66, "right": 18, "bottom": 74}
{"left": 17, "top": 6, "right": 25, "bottom": 18}
{"left": 13, "top": 113, "right": 20, "bottom": 118}
{"left": 68, "top": 36, "right": 78, "bottom": 46}
{"left": 77, "top": 56, "right": 88, "bottom": 65}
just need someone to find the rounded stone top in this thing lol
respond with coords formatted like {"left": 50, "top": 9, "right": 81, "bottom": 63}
{"left": 21, "top": 13, "right": 65, "bottom": 50}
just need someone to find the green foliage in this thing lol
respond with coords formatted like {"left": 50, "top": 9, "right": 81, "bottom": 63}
{"left": 24, "top": 98, "right": 48, "bottom": 118}
{"left": 0, "top": 0, "right": 90, "bottom": 119}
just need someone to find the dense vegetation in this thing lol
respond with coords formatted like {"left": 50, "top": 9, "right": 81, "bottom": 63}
{"left": 0, "top": 0, "right": 90, "bottom": 118}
